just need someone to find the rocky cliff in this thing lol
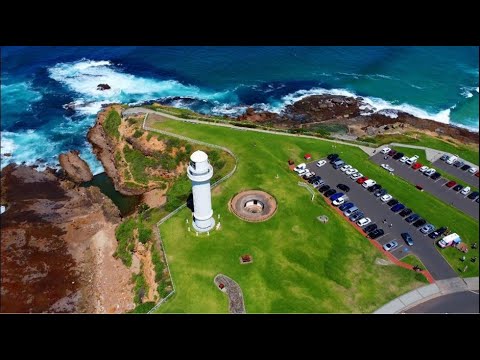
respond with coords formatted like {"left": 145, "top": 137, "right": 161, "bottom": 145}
{"left": 58, "top": 150, "right": 93, "bottom": 183}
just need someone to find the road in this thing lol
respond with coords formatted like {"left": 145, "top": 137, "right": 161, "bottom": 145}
{"left": 432, "top": 159, "right": 479, "bottom": 188}
{"left": 405, "top": 290, "right": 479, "bottom": 313}
{"left": 306, "top": 159, "right": 458, "bottom": 280}
{"left": 370, "top": 153, "right": 479, "bottom": 220}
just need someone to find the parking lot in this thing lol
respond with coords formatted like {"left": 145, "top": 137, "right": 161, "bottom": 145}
{"left": 431, "top": 159, "right": 479, "bottom": 188}
{"left": 305, "top": 159, "right": 458, "bottom": 280}
{"left": 370, "top": 153, "right": 479, "bottom": 220}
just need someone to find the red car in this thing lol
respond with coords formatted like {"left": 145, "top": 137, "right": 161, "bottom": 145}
{"left": 476, "top": 171, "right": 480, "bottom": 178}
{"left": 411, "top": 162, "right": 422, "bottom": 170}
{"left": 445, "top": 180, "right": 456, "bottom": 188}
{"left": 357, "top": 176, "right": 368, "bottom": 184}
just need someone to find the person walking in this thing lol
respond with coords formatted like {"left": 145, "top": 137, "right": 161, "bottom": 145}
{"left": 461, "top": 256, "right": 466, "bottom": 262}
{"left": 389, "top": 223, "right": 393, "bottom": 228}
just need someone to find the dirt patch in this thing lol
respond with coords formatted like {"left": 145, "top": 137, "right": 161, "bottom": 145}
{"left": 142, "top": 188, "right": 167, "bottom": 208}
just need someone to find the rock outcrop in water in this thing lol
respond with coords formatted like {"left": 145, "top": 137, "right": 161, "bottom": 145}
{"left": 58, "top": 150, "right": 93, "bottom": 183}
{"left": 97, "top": 83, "right": 111, "bottom": 90}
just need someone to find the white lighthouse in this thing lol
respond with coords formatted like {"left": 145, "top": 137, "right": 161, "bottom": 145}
{"left": 187, "top": 150, "right": 215, "bottom": 232}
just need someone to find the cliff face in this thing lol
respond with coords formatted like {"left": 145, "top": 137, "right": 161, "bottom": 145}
{"left": 58, "top": 150, "right": 93, "bottom": 183}
{"left": 0, "top": 164, "right": 134, "bottom": 313}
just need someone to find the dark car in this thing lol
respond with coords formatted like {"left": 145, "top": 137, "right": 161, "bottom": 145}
{"left": 401, "top": 232, "right": 414, "bottom": 246}
{"left": 388, "top": 149, "right": 397, "bottom": 156}
{"left": 428, "top": 227, "right": 447, "bottom": 239}
{"left": 452, "top": 184, "right": 463, "bottom": 192}
{"left": 368, "top": 184, "right": 382, "bottom": 193}
{"left": 368, "top": 228, "right": 385, "bottom": 239}
{"left": 393, "top": 152, "right": 404, "bottom": 160}
{"left": 430, "top": 172, "right": 442, "bottom": 180}
{"left": 405, "top": 214, "right": 420, "bottom": 223}
{"left": 363, "top": 223, "right": 377, "bottom": 233}
{"left": 324, "top": 189, "right": 336, "bottom": 197}
{"left": 399, "top": 208, "right": 413, "bottom": 217}
{"left": 330, "top": 157, "right": 341, "bottom": 164}
{"left": 349, "top": 211, "right": 364, "bottom": 222}
{"left": 391, "top": 203, "right": 405, "bottom": 212}
{"left": 467, "top": 191, "right": 479, "bottom": 200}
{"left": 327, "top": 153, "right": 339, "bottom": 161}
{"left": 308, "top": 175, "right": 321, "bottom": 183}
{"left": 387, "top": 199, "right": 399, "bottom": 207}
{"left": 413, "top": 219, "right": 427, "bottom": 228}
{"left": 374, "top": 188, "right": 388, "bottom": 197}
{"left": 453, "top": 161, "right": 464, "bottom": 168}
{"left": 318, "top": 185, "right": 331, "bottom": 193}
{"left": 339, "top": 202, "right": 354, "bottom": 211}
{"left": 440, "top": 154, "right": 449, "bottom": 161}
{"left": 337, "top": 184, "right": 350, "bottom": 192}
{"left": 461, "top": 164, "right": 471, "bottom": 171}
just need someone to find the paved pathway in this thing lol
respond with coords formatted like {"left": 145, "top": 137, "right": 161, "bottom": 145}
{"left": 214, "top": 274, "right": 246, "bottom": 314}
{"left": 374, "top": 277, "right": 479, "bottom": 313}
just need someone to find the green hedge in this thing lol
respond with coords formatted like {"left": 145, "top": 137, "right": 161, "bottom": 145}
{"left": 104, "top": 110, "right": 122, "bottom": 139}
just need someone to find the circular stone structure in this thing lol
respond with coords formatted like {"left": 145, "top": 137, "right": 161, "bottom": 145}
{"left": 229, "top": 190, "right": 277, "bottom": 222}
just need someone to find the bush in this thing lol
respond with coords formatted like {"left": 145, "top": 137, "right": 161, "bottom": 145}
{"left": 123, "top": 144, "right": 160, "bottom": 184}
{"left": 138, "top": 223, "right": 153, "bottom": 244}
{"left": 127, "top": 118, "right": 138, "bottom": 126}
{"left": 133, "top": 273, "right": 148, "bottom": 305}
{"left": 133, "top": 129, "right": 144, "bottom": 138}
{"left": 151, "top": 246, "right": 165, "bottom": 283}
{"left": 146, "top": 133, "right": 153, "bottom": 141}
{"left": 185, "top": 143, "right": 192, "bottom": 153}
{"left": 233, "top": 122, "right": 257, "bottom": 128}
{"left": 104, "top": 110, "right": 122, "bottom": 140}
{"left": 165, "top": 175, "right": 191, "bottom": 211}
{"left": 114, "top": 218, "right": 137, "bottom": 267}
{"left": 130, "top": 301, "right": 155, "bottom": 313}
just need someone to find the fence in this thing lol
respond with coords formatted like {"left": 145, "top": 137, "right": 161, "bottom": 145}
{"left": 144, "top": 114, "right": 238, "bottom": 313}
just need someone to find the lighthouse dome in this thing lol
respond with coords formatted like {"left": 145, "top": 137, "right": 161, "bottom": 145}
{"left": 190, "top": 150, "right": 208, "bottom": 163}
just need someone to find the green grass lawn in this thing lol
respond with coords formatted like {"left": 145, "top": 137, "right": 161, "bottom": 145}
{"left": 400, "top": 255, "right": 430, "bottom": 284}
{"left": 146, "top": 120, "right": 435, "bottom": 313}
{"left": 360, "top": 132, "right": 479, "bottom": 165}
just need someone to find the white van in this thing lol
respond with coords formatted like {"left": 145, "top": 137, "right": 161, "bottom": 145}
{"left": 362, "top": 179, "right": 377, "bottom": 188}
{"left": 438, "top": 233, "right": 461, "bottom": 248}
{"left": 446, "top": 155, "right": 458, "bottom": 165}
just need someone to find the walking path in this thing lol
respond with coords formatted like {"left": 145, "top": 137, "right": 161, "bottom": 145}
{"left": 374, "top": 276, "right": 479, "bottom": 313}
{"left": 214, "top": 274, "right": 246, "bottom": 314}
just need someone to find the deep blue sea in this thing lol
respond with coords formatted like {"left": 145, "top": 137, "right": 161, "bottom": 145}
{"left": 1, "top": 46, "right": 478, "bottom": 174}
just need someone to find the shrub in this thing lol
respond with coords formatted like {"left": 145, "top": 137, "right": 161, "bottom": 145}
{"left": 165, "top": 175, "right": 191, "bottom": 211}
{"left": 104, "top": 110, "right": 122, "bottom": 139}
{"left": 127, "top": 118, "right": 138, "bottom": 126}
{"left": 133, "top": 273, "right": 148, "bottom": 305}
{"left": 130, "top": 301, "right": 155, "bottom": 313}
{"left": 138, "top": 223, "right": 153, "bottom": 244}
{"left": 114, "top": 218, "right": 136, "bottom": 267}
{"left": 133, "top": 129, "right": 144, "bottom": 138}
{"left": 151, "top": 246, "right": 165, "bottom": 283}
{"left": 146, "top": 133, "right": 153, "bottom": 141}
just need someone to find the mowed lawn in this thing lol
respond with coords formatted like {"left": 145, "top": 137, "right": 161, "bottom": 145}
{"left": 148, "top": 119, "right": 430, "bottom": 313}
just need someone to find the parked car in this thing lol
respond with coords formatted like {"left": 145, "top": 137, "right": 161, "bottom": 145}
{"left": 428, "top": 227, "right": 447, "bottom": 239}
{"left": 388, "top": 149, "right": 397, "bottom": 156}
{"left": 387, "top": 199, "right": 399, "bottom": 207}
{"left": 476, "top": 171, "right": 480, "bottom": 178}
{"left": 401, "top": 233, "right": 414, "bottom": 246}
{"left": 424, "top": 168, "right": 436, "bottom": 176}
{"left": 393, "top": 152, "right": 404, "bottom": 160}
{"left": 362, "top": 179, "right": 377, "bottom": 188}
{"left": 356, "top": 176, "right": 369, "bottom": 184}
{"left": 327, "top": 153, "right": 339, "bottom": 161}
{"left": 415, "top": 185, "right": 424, "bottom": 191}
{"left": 413, "top": 219, "right": 427, "bottom": 228}
{"left": 332, "top": 196, "right": 346, "bottom": 206}
{"left": 406, "top": 155, "right": 419, "bottom": 165}
{"left": 446, "top": 155, "right": 458, "bottom": 165}
{"left": 440, "top": 154, "right": 449, "bottom": 161}
{"left": 318, "top": 185, "right": 330, "bottom": 193}
{"left": 467, "top": 191, "right": 479, "bottom": 200}
{"left": 350, "top": 173, "right": 362, "bottom": 180}
{"left": 368, "top": 184, "right": 382, "bottom": 193}
{"left": 405, "top": 214, "right": 421, "bottom": 223}
{"left": 374, "top": 188, "right": 387, "bottom": 197}
{"left": 430, "top": 172, "right": 442, "bottom": 180}
{"left": 381, "top": 147, "right": 391, "bottom": 154}
{"left": 420, "top": 224, "right": 435, "bottom": 234}
{"left": 412, "top": 162, "right": 423, "bottom": 170}
{"left": 330, "top": 192, "right": 344, "bottom": 201}
{"left": 399, "top": 156, "right": 408, "bottom": 163}
{"left": 339, "top": 202, "right": 355, "bottom": 211}
{"left": 309, "top": 175, "right": 321, "bottom": 183}
{"left": 345, "top": 168, "right": 358, "bottom": 175}
{"left": 357, "top": 217, "right": 371, "bottom": 227}
{"left": 340, "top": 164, "right": 352, "bottom": 172}
{"left": 445, "top": 181, "right": 456, "bottom": 188}
{"left": 391, "top": 203, "right": 405, "bottom": 212}
{"left": 453, "top": 161, "right": 464, "bottom": 168}
{"left": 303, "top": 172, "right": 315, "bottom": 180}
{"left": 337, "top": 184, "right": 350, "bottom": 192}
{"left": 332, "top": 160, "right": 345, "bottom": 169}
{"left": 419, "top": 166, "right": 429, "bottom": 173}
{"left": 349, "top": 211, "right": 364, "bottom": 222}
{"left": 316, "top": 160, "right": 327, "bottom": 167}
{"left": 461, "top": 164, "right": 471, "bottom": 171}
{"left": 452, "top": 184, "right": 463, "bottom": 192}
{"left": 468, "top": 167, "right": 478, "bottom": 174}
{"left": 380, "top": 194, "right": 393, "bottom": 202}
{"left": 460, "top": 186, "right": 471, "bottom": 195}
{"left": 363, "top": 223, "right": 377, "bottom": 233}
{"left": 324, "top": 189, "right": 336, "bottom": 197}
{"left": 294, "top": 163, "right": 307, "bottom": 173}
{"left": 369, "top": 229, "right": 385, "bottom": 239}
{"left": 383, "top": 239, "right": 398, "bottom": 251}
{"left": 344, "top": 206, "right": 359, "bottom": 217}
{"left": 312, "top": 180, "right": 324, "bottom": 188}
{"left": 381, "top": 164, "right": 394, "bottom": 172}
{"left": 399, "top": 208, "right": 413, "bottom": 217}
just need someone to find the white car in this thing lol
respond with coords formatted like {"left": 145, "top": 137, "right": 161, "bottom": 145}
{"left": 332, "top": 197, "right": 346, "bottom": 206}
{"left": 419, "top": 166, "right": 429, "bottom": 173}
{"left": 469, "top": 167, "right": 478, "bottom": 174}
{"left": 294, "top": 163, "right": 306, "bottom": 173}
{"left": 340, "top": 164, "right": 352, "bottom": 172}
{"left": 406, "top": 155, "right": 419, "bottom": 165}
{"left": 381, "top": 164, "right": 394, "bottom": 172}
{"left": 351, "top": 173, "right": 362, "bottom": 180}
{"left": 297, "top": 168, "right": 308, "bottom": 176}
{"left": 380, "top": 194, "right": 393, "bottom": 202}
{"left": 345, "top": 168, "right": 358, "bottom": 175}
{"left": 362, "top": 179, "right": 377, "bottom": 188}
{"left": 424, "top": 168, "right": 436, "bottom": 176}
{"left": 460, "top": 186, "right": 471, "bottom": 195}
{"left": 399, "top": 156, "right": 408, "bottom": 163}
{"left": 316, "top": 160, "right": 327, "bottom": 167}
{"left": 381, "top": 147, "right": 391, "bottom": 154}
{"left": 357, "top": 217, "right": 371, "bottom": 227}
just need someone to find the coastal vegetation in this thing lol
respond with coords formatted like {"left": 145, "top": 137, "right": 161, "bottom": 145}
{"left": 104, "top": 110, "right": 122, "bottom": 140}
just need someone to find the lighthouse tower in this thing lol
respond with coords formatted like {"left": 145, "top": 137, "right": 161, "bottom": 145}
{"left": 187, "top": 150, "right": 215, "bottom": 232}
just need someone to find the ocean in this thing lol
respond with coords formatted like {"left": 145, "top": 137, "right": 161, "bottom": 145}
{"left": 1, "top": 46, "right": 478, "bottom": 174}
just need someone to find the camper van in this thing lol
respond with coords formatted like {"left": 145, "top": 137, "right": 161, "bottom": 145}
{"left": 437, "top": 233, "right": 461, "bottom": 248}
{"left": 446, "top": 155, "right": 458, "bottom": 165}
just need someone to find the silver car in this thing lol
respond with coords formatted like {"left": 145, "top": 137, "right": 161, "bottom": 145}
{"left": 420, "top": 224, "right": 435, "bottom": 234}
{"left": 383, "top": 240, "right": 399, "bottom": 252}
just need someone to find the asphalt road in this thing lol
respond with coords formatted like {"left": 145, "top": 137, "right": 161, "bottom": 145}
{"left": 370, "top": 153, "right": 478, "bottom": 220}
{"left": 405, "top": 291, "right": 479, "bottom": 313}
{"left": 431, "top": 159, "right": 479, "bottom": 188}
{"left": 306, "top": 159, "right": 458, "bottom": 280}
